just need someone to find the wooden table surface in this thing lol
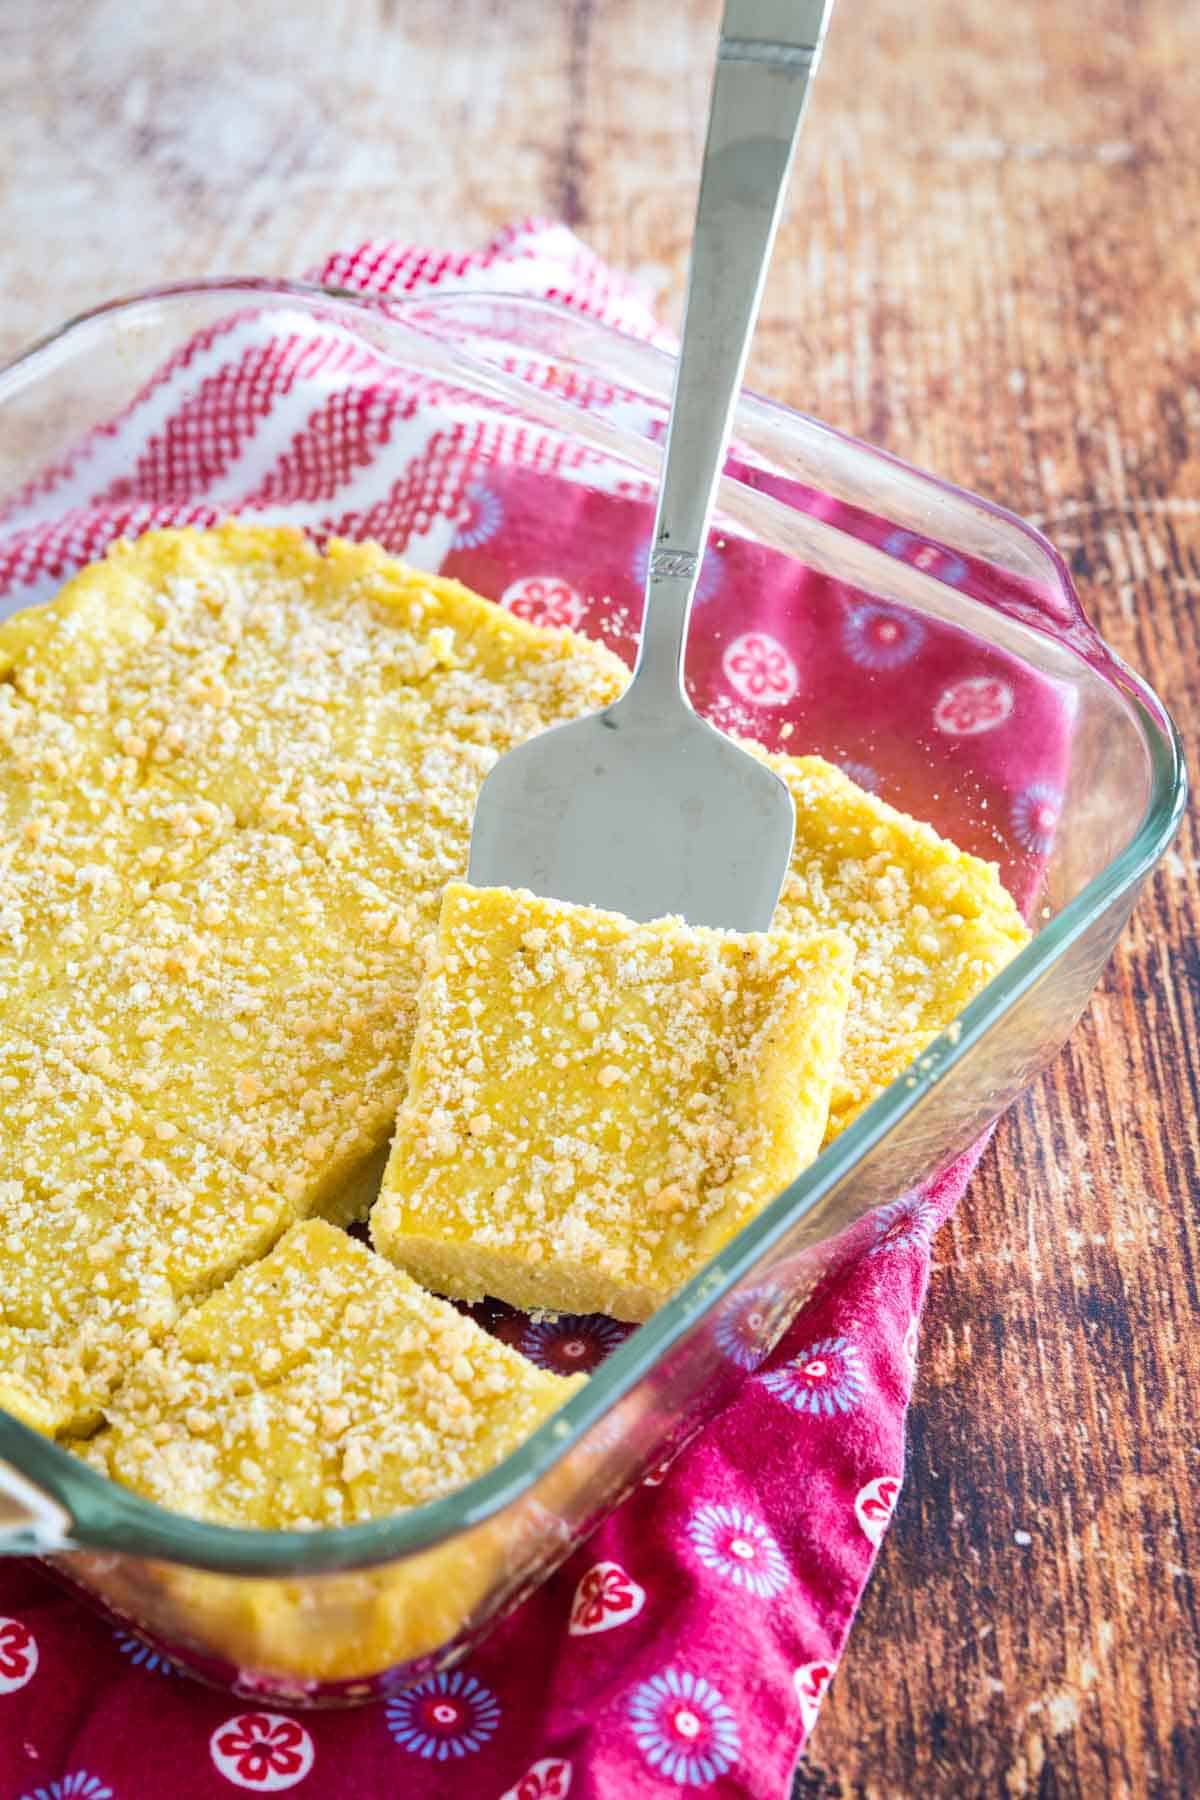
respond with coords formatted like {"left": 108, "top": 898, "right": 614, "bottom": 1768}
{"left": 4, "top": 0, "right": 1198, "bottom": 1791}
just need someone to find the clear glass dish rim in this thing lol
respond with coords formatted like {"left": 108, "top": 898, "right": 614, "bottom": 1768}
{"left": 0, "top": 278, "right": 1187, "bottom": 1576}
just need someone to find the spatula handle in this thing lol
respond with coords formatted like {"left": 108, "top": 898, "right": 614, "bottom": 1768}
{"left": 625, "top": 0, "right": 834, "bottom": 706}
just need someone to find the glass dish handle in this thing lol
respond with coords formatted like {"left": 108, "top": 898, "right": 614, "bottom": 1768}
{"left": 0, "top": 1459, "right": 72, "bottom": 1553}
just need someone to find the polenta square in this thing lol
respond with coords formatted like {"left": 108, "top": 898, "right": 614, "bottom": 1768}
{"left": 83, "top": 1220, "right": 583, "bottom": 1529}
{"left": 0, "top": 525, "right": 627, "bottom": 824}
{"left": 0, "top": 523, "right": 632, "bottom": 1045}
{"left": 766, "top": 755, "right": 1030, "bottom": 1138}
{"left": 122, "top": 530, "right": 628, "bottom": 863}
{"left": 0, "top": 684, "right": 232, "bottom": 1006}
{"left": 251, "top": 727, "right": 504, "bottom": 964}
{"left": 24, "top": 829, "right": 420, "bottom": 1209}
{"left": 0, "top": 525, "right": 433, "bottom": 821}
{"left": 0, "top": 1031, "right": 295, "bottom": 1437}
{"left": 372, "top": 884, "right": 855, "bottom": 1322}
{"left": 252, "top": 606, "right": 630, "bottom": 921}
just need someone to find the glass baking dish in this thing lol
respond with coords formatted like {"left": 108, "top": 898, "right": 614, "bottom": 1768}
{"left": 0, "top": 282, "right": 1185, "bottom": 1702}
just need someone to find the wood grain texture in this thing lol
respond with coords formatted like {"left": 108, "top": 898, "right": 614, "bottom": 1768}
{"left": 2, "top": 0, "right": 1197, "bottom": 1791}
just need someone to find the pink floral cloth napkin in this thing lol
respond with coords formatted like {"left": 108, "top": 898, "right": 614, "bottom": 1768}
{"left": 0, "top": 222, "right": 1068, "bottom": 1800}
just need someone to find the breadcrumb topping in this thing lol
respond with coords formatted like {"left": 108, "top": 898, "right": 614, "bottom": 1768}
{"left": 0, "top": 522, "right": 1029, "bottom": 1533}
{"left": 0, "top": 524, "right": 626, "bottom": 1454}
{"left": 0, "top": 1028, "right": 289, "bottom": 1436}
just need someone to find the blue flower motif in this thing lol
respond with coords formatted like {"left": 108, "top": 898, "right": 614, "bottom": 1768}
{"left": 841, "top": 600, "right": 926, "bottom": 670}
{"left": 686, "top": 1503, "right": 789, "bottom": 1598}
{"left": 21, "top": 1775, "right": 113, "bottom": 1800}
{"left": 837, "top": 758, "right": 881, "bottom": 793}
{"left": 632, "top": 538, "right": 724, "bottom": 605}
{"left": 868, "top": 1192, "right": 938, "bottom": 1257}
{"left": 452, "top": 482, "right": 504, "bottom": 550}
{"left": 385, "top": 1669, "right": 501, "bottom": 1760}
{"left": 1012, "top": 780, "right": 1062, "bottom": 854}
{"left": 713, "top": 1282, "right": 787, "bottom": 1370}
{"left": 519, "top": 1311, "right": 630, "bottom": 1375}
{"left": 762, "top": 1334, "right": 866, "bottom": 1416}
{"left": 881, "top": 530, "right": 968, "bottom": 587}
{"left": 113, "top": 1627, "right": 176, "bottom": 1675}
{"left": 628, "top": 1667, "right": 741, "bottom": 1786}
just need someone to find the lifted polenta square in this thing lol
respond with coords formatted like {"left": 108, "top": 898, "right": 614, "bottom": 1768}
{"left": 372, "top": 883, "right": 856, "bottom": 1321}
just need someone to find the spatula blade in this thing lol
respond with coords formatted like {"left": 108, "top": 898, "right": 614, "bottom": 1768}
{"left": 468, "top": 705, "right": 795, "bottom": 930}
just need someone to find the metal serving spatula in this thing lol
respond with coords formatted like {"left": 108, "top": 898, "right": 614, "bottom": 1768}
{"left": 469, "top": 0, "right": 835, "bottom": 929}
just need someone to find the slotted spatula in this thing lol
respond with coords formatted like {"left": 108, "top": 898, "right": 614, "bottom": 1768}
{"left": 469, "top": 0, "right": 835, "bottom": 929}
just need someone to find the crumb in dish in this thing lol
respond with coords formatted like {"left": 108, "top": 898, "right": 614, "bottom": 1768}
{"left": 0, "top": 523, "right": 1030, "bottom": 1469}
{"left": 71, "top": 1218, "right": 582, "bottom": 1680}
{"left": 1, "top": 527, "right": 630, "bottom": 1364}
{"left": 19, "top": 826, "right": 424, "bottom": 1207}
{"left": 0, "top": 523, "right": 629, "bottom": 831}
{"left": 0, "top": 683, "right": 233, "bottom": 1009}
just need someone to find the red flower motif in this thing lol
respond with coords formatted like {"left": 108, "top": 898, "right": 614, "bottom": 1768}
{"left": 797, "top": 1660, "right": 833, "bottom": 1704}
{"left": 0, "top": 1617, "right": 33, "bottom": 1681}
{"left": 855, "top": 1473, "right": 902, "bottom": 1547}
{"left": 721, "top": 631, "right": 798, "bottom": 705}
{"left": 574, "top": 1564, "right": 633, "bottom": 1630}
{"left": 568, "top": 1559, "right": 647, "bottom": 1635}
{"left": 501, "top": 575, "right": 585, "bottom": 630}
{"left": 933, "top": 675, "right": 1014, "bottom": 736}
{"left": 210, "top": 1712, "right": 314, "bottom": 1790}
{"left": 860, "top": 1478, "right": 899, "bottom": 1522}
{"left": 793, "top": 1658, "right": 836, "bottom": 1734}
{"left": 505, "top": 1757, "right": 574, "bottom": 1800}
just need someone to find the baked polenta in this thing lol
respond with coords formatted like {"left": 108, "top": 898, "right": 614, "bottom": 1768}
{"left": 0, "top": 523, "right": 1028, "bottom": 1474}
{"left": 0, "top": 1030, "right": 293, "bottom": 1435}
{"left": 766, "top": 754, "right": 1030, "bottom": 1139}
